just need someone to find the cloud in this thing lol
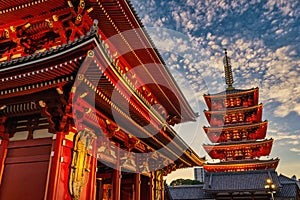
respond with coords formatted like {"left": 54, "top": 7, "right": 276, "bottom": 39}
{"left": 273, "top": 134, "right": 300, "bottom": 141}
{"left": 130, "top": 0, "right": 300, "bottom": 163}
{"left": 264, "top": 0, "right": 299, "bottom": 17}
{"left": 290, "top": 148, "right": 300, "bottom": 153}
{"left": 287, "top": 141, "right": 300, "bottom": 145}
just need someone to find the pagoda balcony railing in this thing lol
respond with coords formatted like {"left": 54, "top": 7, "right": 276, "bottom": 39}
{"left": 209, "top": 121, "right": 255, "bottom": 128}
{"left": 203, "top": 139, "right": 274, "bottom": 160}
{"left": 205, "top": 104, "right": 263, "bottom": 114}
{"left": 208, "top": 134, "right": 263, "bottom": 143}
{"left": 205, "top": 104, "right": 263, "bottom": 127}
{"left": 204, "top": 88, "right": 259, "bottom": 110}
{"left": 210, "top": 98, "right": 256, "bottom": 110}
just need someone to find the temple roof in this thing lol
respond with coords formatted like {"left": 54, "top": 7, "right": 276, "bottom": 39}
{"left": 0, "top": 0, "right": 67, "bottom": 26}
{"left": 87, "top": 0, "right": 198, "bottom": 122}
{"left": 0, "top": 31, "right": 204, "bottom": 168}
{"left": 0, "top": 0, "right": 204, "bottom": 169}
{"left": 276, "top": 175, "right": 300, "bottom": 199}
{"left": 279, "top": 174, "right": 300, "bottom": 184}
{"left": 0, "top": 32, "right": 96, "bottom": 71}
{"left": 167, "top": 185, "right": 213, "bottom": 200}
{"left": 276, "top": 183, "right": 299, "bottom": 198}
{"left": 203, "top": 170, "right": 281, "bottom": 192}
{"left": 0, "top": 31, "right": 97, "bottom": 98}
{"left": 167, "top": 171, "right": 299, "bottom": 199}
{"left": 0, "top": 0, "right": 197, "bottom": 123}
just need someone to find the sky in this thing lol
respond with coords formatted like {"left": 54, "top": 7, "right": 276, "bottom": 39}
{"left": 130, "top": 0, "right": 300, "bottom": 182}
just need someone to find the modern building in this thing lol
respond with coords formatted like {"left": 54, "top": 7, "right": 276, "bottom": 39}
{"left": 0, "top": 0, "right": 204, "bottom": 199}
{"left": 194, "top": 167, "right": 206, "bottom": 183}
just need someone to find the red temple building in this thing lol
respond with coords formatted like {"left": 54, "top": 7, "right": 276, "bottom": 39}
{"left": 0, "top": 0, "right": 204, "bottom": 200}
{"left": 202, "top": 49, "right": 279, "bottom": 172}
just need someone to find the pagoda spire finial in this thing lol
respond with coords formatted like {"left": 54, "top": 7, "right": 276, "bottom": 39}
{"left": 223, "top": 49, "right": 235, "bottom": 90}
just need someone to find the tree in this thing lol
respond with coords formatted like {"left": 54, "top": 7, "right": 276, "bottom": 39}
{"left": 170, "top": 179, "right": 201, "bottom": 186}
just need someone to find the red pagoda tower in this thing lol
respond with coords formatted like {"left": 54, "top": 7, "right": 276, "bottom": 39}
{"left": 202, "top": 49, "right": 279, "bottom": 172}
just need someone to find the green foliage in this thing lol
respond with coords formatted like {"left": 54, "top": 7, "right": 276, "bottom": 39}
{"left": 169, "top": 178, "right": 202, "bottom": 186}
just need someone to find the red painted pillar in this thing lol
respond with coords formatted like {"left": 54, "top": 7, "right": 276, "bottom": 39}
{"left": 112, "top": 170, "right": 121, "bottom": 200}
{"left": 83, "top": 137, "right": 98, "bottom": 200}
{"left": 96, "top": 178, "right": 103, "bottom": 200}
{"left": 0, "top": 117, "right": 8, "bottom": 185}
{"left": 47, "top": 128, "right": 98, "bottom": 200}
{"left": 134, "top": 173, "right": 141, "bottom": 200}
{"left": 113, "top": 145, "right": 121, "bottom": 200}
{"left": 0, "top": 137, "right": 8, "bottom": 185}
{"left": 46, "top": 131, "right": 73, "bottom": 200}
{"left": 45, "top": 123, "right": 81, "bottom": 200}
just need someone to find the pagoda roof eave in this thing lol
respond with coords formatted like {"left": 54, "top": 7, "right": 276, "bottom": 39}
{"left": 203, "top": 158, "right": 279, "bottom": 172}
{"left": 203, "top": 138, "right": 273, "bottom": 148}
{"left": 204, "top": 87, "right": 259, "bottom": 98}
{"left": 204, "top": 158, "right": 279, "bottom": 166}
{"left": 204, "top": 103, "right": 263, "bottom": 114}
{"left": 203, "top": 121, "right": 268, "bottom": 132}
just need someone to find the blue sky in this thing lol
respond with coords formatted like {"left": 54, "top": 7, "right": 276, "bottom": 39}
{"left": 131, "top": 0, "right": 300, "bottom": 181}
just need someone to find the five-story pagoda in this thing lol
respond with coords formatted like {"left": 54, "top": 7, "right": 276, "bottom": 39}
{"left": 202, "top": 49, "right": 279, "bottom": 172}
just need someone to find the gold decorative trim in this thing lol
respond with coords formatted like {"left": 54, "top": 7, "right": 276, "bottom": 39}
{"left": 69, "top": 129, "right": 95, "bottom": 200}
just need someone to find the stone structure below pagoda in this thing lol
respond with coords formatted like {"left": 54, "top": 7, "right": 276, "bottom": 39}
{"left": 202, "top": 49, "right": 279, "bottom": 172}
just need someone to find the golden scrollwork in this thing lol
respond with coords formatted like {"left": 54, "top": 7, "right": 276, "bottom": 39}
{"left": 69, "top": 129, "right": 95, "bottom": 200}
